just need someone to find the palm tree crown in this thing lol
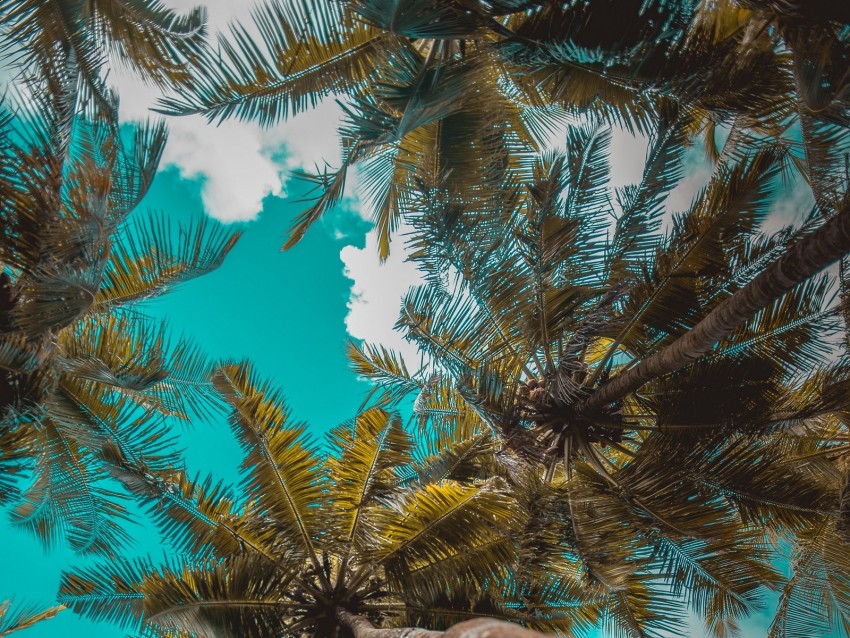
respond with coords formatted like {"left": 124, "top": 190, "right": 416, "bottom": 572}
{"left": 0, "top": 76, "right": 239, "bottom": 553}
{"left": 59, "top": 361, "right": 602, "bottom": 637}
{"left": 352, "top": 114, "right": 850, "bottom": 634}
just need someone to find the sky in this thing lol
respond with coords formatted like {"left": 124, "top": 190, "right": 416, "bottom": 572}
{"left": 0, "top": 1, "right": 823, "bottom": 637}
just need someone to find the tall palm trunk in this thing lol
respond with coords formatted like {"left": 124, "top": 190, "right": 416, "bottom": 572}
{"left": 336, "top": 609, "right": 551, "bottom": 637}
{"left": 583, "top": 201, "right": 850, "bottom": 413}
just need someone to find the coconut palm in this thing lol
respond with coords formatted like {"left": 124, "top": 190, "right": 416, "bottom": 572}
{"left": 682, "top": 0, "right": 850, "bottom": 222}
{"left": 58, "top": 360, "right": 611, "bottom": 638}
{"left": 0, "top": 0, "right": 208, "bottom": 114}
{"left": 0, "top": 77, "right": 240, "bottom": 554}
{"left": 157, "top": 0, "right": 795, "bottom": 257}
{"left": 737, "top": 0, "right": 850, "bottom": 114}
{"left": 0, "top": 600, "right": 64, "bottom": 636}
{"left": 350, "top": 114, "right": 850, "bottom": 633}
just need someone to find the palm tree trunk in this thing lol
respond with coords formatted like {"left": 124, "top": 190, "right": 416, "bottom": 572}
{"left": 583, "top": 201, "right": 850, "bottom": 413}
{"left": 335, "top": 609, "right": 553, "bottom": 637}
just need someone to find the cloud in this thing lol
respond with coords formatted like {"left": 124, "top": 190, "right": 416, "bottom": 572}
{"left": 340, "top": 228, "right": 424, "bottom": 369}
{"left": 108, "top": 0, "right": 346, "bottom": 222}
{"left": 608, "top": 127, "right": 651, "bottom": 189}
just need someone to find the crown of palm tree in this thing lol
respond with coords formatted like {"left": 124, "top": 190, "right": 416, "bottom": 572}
{"left": 0, "top": 75, "right": 240, "bottom": 554}
{"left": 351, "top": 112, "right": 850, "bottom": 634}
{"left": 58, "top": 360, "right": 613, "bottom": 638}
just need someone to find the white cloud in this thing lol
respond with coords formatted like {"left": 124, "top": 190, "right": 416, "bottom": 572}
{"left": 340, "top": 228, "right": 424, "bottom": 370}
{"left": 269, "top": 99, "right": 346, "bottom": 170}
{"left": 164, "top": 116, "right": 288, "bottom": 221}
{"left": 108, "top": 0, "right": 346, "bottom": 222}
{"left": 609, "top": 128, "right": 651, "bottom": 189}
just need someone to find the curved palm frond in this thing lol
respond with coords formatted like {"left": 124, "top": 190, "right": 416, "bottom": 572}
{"left": 0, "top": 599, "right": 64, "bottom": 636}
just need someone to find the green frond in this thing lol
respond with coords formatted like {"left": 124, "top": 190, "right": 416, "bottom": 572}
{"left": 647, "top": 530, "right": 780, "bottom": 637}
{"left": 59, "top": 557, "right": 165, "bottom": 630}
{"left": 616, "top": 146, "right": 783, "bottom": 355}
{"left": 411, "top": 431, "right": 498, "bottom": 486}
{"left": 345, "top": 0, "right": 501, "bottom": 39}
{"left": 607, "top": 102, "right": 691, "bottom": 282}
{"left": 213, "top": 361, "right": 325, "bottom": 562}
{"left": 55, "top": 377, "right": 180, "bottom": 473}
{"left": 370, "top": 478, "right": 521, "bottom": 587}
{"left": 105, "top": 461, "right": 270, "bottom": 560}
{"left": 326, "top": 408, "right": 413, "bottom": 549}
{"left": 398, "top": 534, "right": 518, "bottom": 605}
{"left": 602, "top": 577, "right": 684, "bottom": 638}
{"left": 796, "top": 107, "right": 850, "bottom": 213}
{"left": 94, "top": 212, "right": 241, "bottom": 311}
{"left": 0, "top": 599, "right": 65, "bottom": 636}
{"left": 60, "top": 314, "right": 221, "bottom": 420}
{"left": 11, "top": 266, "right": 103, "bottom": 338}
{"left": 347, "top": 341, "right": 420, "bottom": 404}
{"left": 0, "top": 418, "right": 34, "bottom": 505}
{"left": 157, "top": 0, "right": 394, "bottom": 125}
{"left": 87, "top": 0, "right": 207, "bottom": 87}
{"left": 11, "top": 407, "right": 132, "bottom": 555}
{"left": 141, "top": 556, "right": 297, "bottom": 638}
{"left": 769, "top": 519, "right": 850, "bottom": 637}
{"left": 0, "top": 0, "right": 207, "bottom": 93}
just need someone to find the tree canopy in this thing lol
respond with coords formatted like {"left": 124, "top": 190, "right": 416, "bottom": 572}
{"left": 1, "top": 0, "right": 850, "bottom": 637}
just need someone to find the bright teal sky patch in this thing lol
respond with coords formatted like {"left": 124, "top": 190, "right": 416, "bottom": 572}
{"left": 0, "top": 165, "right": 373, "bottom": 638}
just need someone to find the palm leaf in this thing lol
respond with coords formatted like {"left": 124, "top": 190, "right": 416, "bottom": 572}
{"left": 213, "top": 362, "right": 325, "bottom": 565}
{"left": 326, "top": 407, "right": 413, "bottom": 551}
{"left": 0, "top": 599, "right": 64, "bottom": 636}
{"left": 157, "top": 0, "right": 395, "bottom": 125}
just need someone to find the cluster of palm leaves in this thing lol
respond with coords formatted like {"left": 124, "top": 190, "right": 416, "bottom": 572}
{"left": 157, "top": 0, "right": 849, "bottom": 255}
{"left": 3, "top": 0, "right": 850, "bottom": 637}
{"left": 0, "top": 0, "right": 238, "bottom": 562}
{"left": 59, "top": 361, "right": 599, "bottom": 637}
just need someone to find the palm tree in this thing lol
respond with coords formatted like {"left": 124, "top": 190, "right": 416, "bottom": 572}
{"left": 737, "top": 0, "right": 850, "bottom": 113}
{"left": 58, "top": 361, "right": 605, "bottom": 638}
{"left": 687, "top": 0, "right": 850, "bottom": 222}
{"left": 0, "top": 600, "right": 64, "bottom": 636}
{"left": 0, "top": 0, "right": 209, "bottom": 114}
{"left": 351, "top": 116, "right": 850, "bottom": 634}
{"left": 156, "top": 0, "right": 794, "bottom": 256}
{"left": 0, "top": 77, "right": 240, "bottom": 554}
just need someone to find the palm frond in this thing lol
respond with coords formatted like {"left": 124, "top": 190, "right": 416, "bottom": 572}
{"left": 769, "top": 519, "right": 850, "bottom": 637}
{"left": 141, "top": 556, "right": 296, "bottom": 638}
{"left": 326, "top": 407, "right": 413, "bottom": 550}
{"left": 213, "top": 362, "right": 325, "bottom": 564}
{"left": 0, "top": 599, "right": 64, "bottom": 636}
{"left": 11, "top": 405, "right": 132, "bottom": 555}
{"left": 59, "top": 557, "right": 163, "bottom": 630}
{"left": 370, "top": 478, "right": 521, "bottom": 589}
{"left": 348, "top": 341, "right": 420, "bottom": 405}
{"left": 94, "top": 212, "right": 241, "bottom": 311}
{"left": 157, "top": 0, "right": 394, "bottom": 125}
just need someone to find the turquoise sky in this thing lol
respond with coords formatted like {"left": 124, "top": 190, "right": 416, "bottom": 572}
{"left": 0, "top": 165, "right": 373, "bottom": 638}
